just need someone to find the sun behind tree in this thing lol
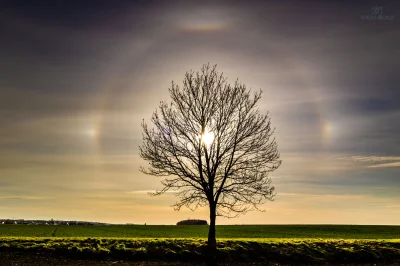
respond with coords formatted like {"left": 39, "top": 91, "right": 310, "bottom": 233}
{"left": 199, "top": 129, "right": 214, "bottom": 147}
{"left": 139, "top": 63, "right": 282, "bottom": 252}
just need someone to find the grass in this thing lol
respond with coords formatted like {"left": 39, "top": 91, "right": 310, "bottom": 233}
{"left": 0, "top": 237, "right": 399, "bottom": 264}
{"left": 0, "top": 225, "right": 399, "bottom": 264}
{"left": 0, "top": 224, "right": 399, "bottom": 239}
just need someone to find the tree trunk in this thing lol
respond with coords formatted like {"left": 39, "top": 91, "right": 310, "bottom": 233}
{"left": 207, "top": 202, "right": 217, "bottom": 265}
{"left": 208, "top": 202, "right": 217, "bottom": 249}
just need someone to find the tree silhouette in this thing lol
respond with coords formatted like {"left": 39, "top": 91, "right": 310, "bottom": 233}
{"left": 140, "top": 64, "right": 281, "bottom": 250}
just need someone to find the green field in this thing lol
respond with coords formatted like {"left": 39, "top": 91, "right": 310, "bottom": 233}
{"left": 0, "top": 224, "right": 399, "bottom": 239}
{"left": 1, "top": 225, "right": 399, "bottom": 264}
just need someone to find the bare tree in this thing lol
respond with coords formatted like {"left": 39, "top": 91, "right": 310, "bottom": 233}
{"left": 139, "top": 64, "right": 281, "bottom": 249}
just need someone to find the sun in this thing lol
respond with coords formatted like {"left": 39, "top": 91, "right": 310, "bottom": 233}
{"left": 200, "top": 131, "right": 214, "bottom": 146}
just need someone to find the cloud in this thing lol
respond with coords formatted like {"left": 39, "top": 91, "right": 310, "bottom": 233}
{"left": 279, "top": 192, "right": 364, "bottom": 200}
{"left": 367, "top": 162, "right": 400, "bottom": 168}
{"left": 0, "top": 196, "right": 48, "bottom": 200}
{"left": 339, "top": 156, "right": 400, "bottom": 162}
{"left": 128, "top": 190, "right": 176, "bottom": 194}
{"left": 336, "top": 156, "right": 400, "bottom": 168}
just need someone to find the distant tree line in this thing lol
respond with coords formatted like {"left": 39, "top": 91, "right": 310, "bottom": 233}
{"left": 0, "top": 219, "right": 109, "bottom": 226}
{"left": 177, "top": 219, "right": 208, "bottom": 225}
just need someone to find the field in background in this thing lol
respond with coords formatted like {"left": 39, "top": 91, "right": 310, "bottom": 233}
{"left": 0, "top": 224, "right": 399, "bottom": 239}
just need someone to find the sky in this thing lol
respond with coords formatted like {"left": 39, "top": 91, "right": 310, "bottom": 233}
{"left": 0, "top": 0, "right": 399, "bottom": 225}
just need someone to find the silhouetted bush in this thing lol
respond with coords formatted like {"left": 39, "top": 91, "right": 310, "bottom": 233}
{"left": 176, "top": 219, "right": 208, "bottom": 225}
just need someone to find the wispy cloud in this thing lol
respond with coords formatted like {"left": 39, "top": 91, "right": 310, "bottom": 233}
{"left": 128, "top": 190, "right": 176, "bottom": 194}
{"left": 339, "top": 156, "right": 400, "bottom": 162}
{"left": 367, "top": 162, "right": 400, "bottom": 168}
{"left": 0, "top": 196, "right": 49, "bottom": 200}
{"left": 337, "top": 156, "right": 400, "bottom": 168}
{"left": 279, "top": 192, "right": 364, "bottom": 200}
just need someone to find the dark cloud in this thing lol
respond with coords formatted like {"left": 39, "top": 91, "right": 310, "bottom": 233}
{"left": 1, "top": 0, "right": 136, "bottom": 28}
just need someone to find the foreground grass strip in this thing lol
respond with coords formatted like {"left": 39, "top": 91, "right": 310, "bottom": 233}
{"left": 0, "top": 238, "right": 399, "bottom": 264}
